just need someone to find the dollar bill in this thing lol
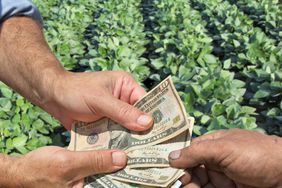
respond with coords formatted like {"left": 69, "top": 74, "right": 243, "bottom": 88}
{"left": 85, "top": 175, "right": 183, "bottom": 188}
{"left": 68, "top": 76, "right": 194, "bottom": 187}
{"left": 69, "top": 76, "right": 190, "bottom": 153}
{"left": 85, "top": 175, "right": 158, "bottom": 188}
{"left": 109, "top": 167, "right": 184, "bottom": 187}
{"left": 126, "top": 76, "right": 190, "bottom": 151}
{"left": 69, "top": 118, "right": 193, "bottom": 169}
{"left": 127, "top": 120, "right": 194, "bottom": 168}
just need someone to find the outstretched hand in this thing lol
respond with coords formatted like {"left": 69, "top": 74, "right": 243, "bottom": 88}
{"left": 45, "top": 71, "right": 153, "bottom": 130}
{"left": 169, "top": 129, "right": 282, "bottom": 188}
{"left": 13, "top": 146, "right": 127, "bottom": 188}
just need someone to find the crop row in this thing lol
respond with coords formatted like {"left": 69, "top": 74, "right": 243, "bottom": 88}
{"left": 143, "top": 0, "right": 259, "bottom": 135}
{"left": 35, "top": 0, "right": 97, "bottom": 70}
{"left": 79, "top": 0, "right": 150, "bottom": 82}
{"left": 229, "top": 0, "right": 282, "bottom": 43}
{"left": 189, "top": 0, "right": 282, "bottom": 134}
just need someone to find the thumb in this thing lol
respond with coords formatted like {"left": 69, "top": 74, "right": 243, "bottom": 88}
{"left": 96, "top": 95, "right": 153, "bottom": 131}
{"left": 169, "top": 140, "right": 225, "bottom": 171}
{"left": 70, "top": 149, "right": 127, "bottom": 179}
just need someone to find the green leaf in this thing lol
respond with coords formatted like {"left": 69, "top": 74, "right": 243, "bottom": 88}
{"left": 233, "top": 40, "right": 240, "bottom": 47}
{"left": 203, "top": 54, "right": 217, "bottom": 64}
{"left": 5, "top": 138, "right": 13, "bottom": 149}
{"left": 16, "top": 146, "right": 29, "bottom": 154}
{"left": 226, "top": 104, "right": 240, "bottom": 119}
{"left": 13, "top": 135, "right": 28, "bottom": 148}
{"left": 253, "top": 90, "right": 271, "bottom": 98}
{"left": 151, "top": 59, "right": 164, "bottom": 69}
{"left": 211, "top": 103, "right": 225, "bottom": 116}
{"left": 32, "top": 119, "right": 49, "bottom": 134}
{"left": 193, "top": 111, "right": 203, "bottom": 118}
{"left": 223, "top": 59, "right": 231, "bottom": 69}
{"left": 267, "top": 108, "right": 280, "bottom": 117}
{"left": 200, "top": 115, "right": 210, "bottom": 124}
{"left": 16, "top": 98, "right": 25, "bottom": 107}
{"left": 241, "top": 106, "right": 257, "bottom": 115}
{"left": 232, "top": 79, "right": 245, "bottom": 88}
{"left": 0, "top": 98, "right": 12, "bottom": 111}
{"left": 0, "top": 87, "right": 13, "bottom": 98}
{"left": 193, "top": 125, "right": 208, "bottom": 136}
{"left": 235, "top": 17, "right": 241, "bottom": 26}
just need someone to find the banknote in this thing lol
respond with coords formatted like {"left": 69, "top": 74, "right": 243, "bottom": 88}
{"left": 85, "top": 175, "right": 158, "bottom": 188}
{"left": 69, "top": 119, "right": 193, "bottom": 187}
{"left": 109, "top": 167, "right": 184, "bottom": 187}
{"left": 68, "top": 118, "right": 109, "bottom": 151}
{"left": 69, "top": 76, "right": 190, "bottom": 153}
{"left": 127, "top": 119, "right": 194, "bottom": 168}
{"left": 68, "top": 76, "right": 194, "bottom": 187}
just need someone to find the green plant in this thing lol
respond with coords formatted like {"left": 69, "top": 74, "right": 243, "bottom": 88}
{"left": 1, "top": 0, "right": 281, "bottom": 155}
{"left": 0, "top": 83, "right": 59, "bottom": 155}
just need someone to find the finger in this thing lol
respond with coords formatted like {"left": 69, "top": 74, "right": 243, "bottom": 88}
{"left": 183, "top": 176, "right": 201, "bottom": 188}
{"left": 112, "top": 71, "right": 146, "bottom": 105}
{"left": 203, "top": 183, "right": 215, "bottom": 188}
{"left": 179, "top": 171, "right": 192, "bottom": 185}
{"left": 235, "top": 182, "right": 257, "bottom": 188}
{"left": 130, "top": 86, "right": 146, "bottom": 104}
{"left": 192, "top": 165, "right": 209, "bottom": 185}
{"left": 72, "top": 179, "right": 84, "bottom": 188}
{"left": 68, "top": 149, "right": 127, "bottom": 179}
{"left": 169, "top": 139, "right": 225, "bottom": 171}
{"left": 207, "top": 170, "right": 236, "bottom": 188}
{"left": 61, "top": 118, "right": 74, "bottom": 130}
{"left": 118, "top": 77, "right": 137, "bottom": 104}
{"left": 95, "top": 95, "right": 153, "bottom": 131}
{"left": 192, "top": 130, "right": 227, "bottom": 143}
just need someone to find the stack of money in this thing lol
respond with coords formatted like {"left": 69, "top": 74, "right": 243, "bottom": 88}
{"left": 68, "top": 76, "right": 195, "bottom": 187}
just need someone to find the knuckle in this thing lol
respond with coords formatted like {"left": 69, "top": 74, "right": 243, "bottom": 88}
{"left": 119, "top": 71, "right": 135, "bottom": 83}
{"left": 118, "top": 105, "right": 134, "bottom": 117}
{"left": 55, "top": 153, "right": 73, "bottom": 176}
{"left": 90, "top": 151, "right": 109, "bottom": 173}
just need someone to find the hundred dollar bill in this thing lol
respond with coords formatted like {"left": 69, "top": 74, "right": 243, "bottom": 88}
{"left": 127, "top": 120, "right": 194, "bottom": 168}
{"left": 69, "top": 76, "right": 190, "bottom": 152}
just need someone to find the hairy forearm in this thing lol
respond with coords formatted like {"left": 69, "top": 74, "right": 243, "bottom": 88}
{"left": 0, "top": 154, "right": 21, "bottom": 187}
{"left": 0, "top": 16, "right": 65, "bottom": 108}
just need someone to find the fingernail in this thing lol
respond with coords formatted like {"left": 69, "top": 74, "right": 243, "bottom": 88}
{"left": 112, "top": 151, "right": 127, "bottom": 167}
{"left": 169, "top": 150, "right": 181, "bottom": 160}
{"left": 137, "top": 115, "right": 152, "bottom": 127}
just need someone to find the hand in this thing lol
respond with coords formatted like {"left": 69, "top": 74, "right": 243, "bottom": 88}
{"left": 0, "top": 17, "right": 152, "bottom": 131}
{"left": 12, "top": 146, "right": 127, "bottom": 188}
{"left": 169, "top": 129, "right": 282, "bottom": 188}
{"left": 44, "top": 70, "right": 153, "bottom": 130}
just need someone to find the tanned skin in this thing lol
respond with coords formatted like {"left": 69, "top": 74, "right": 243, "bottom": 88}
{"left": 0, "top": 16, "right": 64, "bottom": 106}
{"left": 0, "top": 17, "right": 153, "bottom": 187}
{"left": 169, "top": 129, "right": 282, "bottom": 188}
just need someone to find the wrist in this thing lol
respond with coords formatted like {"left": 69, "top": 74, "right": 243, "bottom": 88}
{"left": 39, "top": 69, "right": 72, "bottom": 120}
{"left": 35, "top": 64, "right": 67, "bottom": 108}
